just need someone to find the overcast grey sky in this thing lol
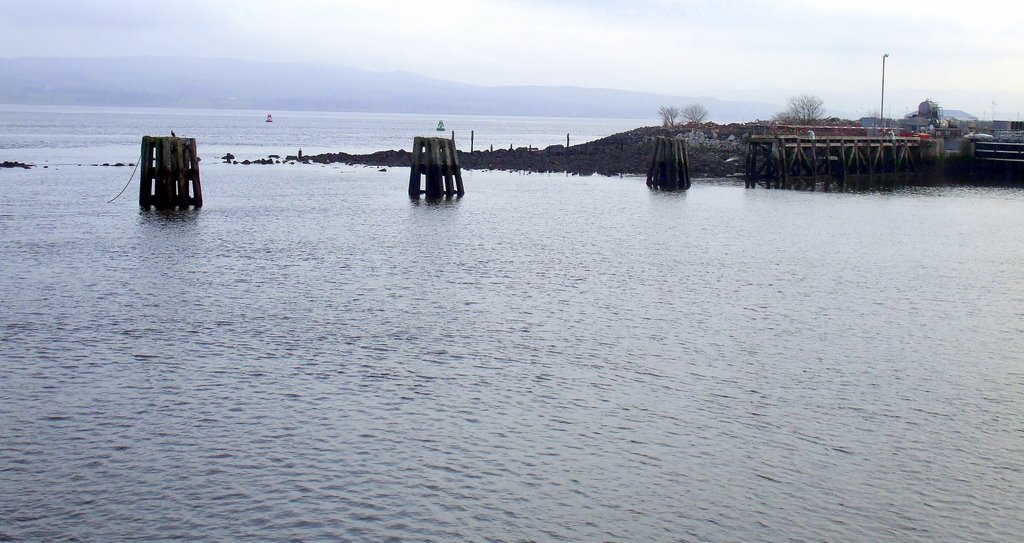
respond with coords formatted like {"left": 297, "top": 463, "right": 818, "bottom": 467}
{"left": 2, "top": 0, "right": 1021, "bottom": 118}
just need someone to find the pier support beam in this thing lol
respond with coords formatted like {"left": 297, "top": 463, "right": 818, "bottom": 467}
{"left": 139, "top": 136, "right": 202, "bottom": 209}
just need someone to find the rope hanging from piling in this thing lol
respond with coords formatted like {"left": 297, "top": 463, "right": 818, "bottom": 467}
{"left": 106, "top": 150, "right": 143, "bottom": 204}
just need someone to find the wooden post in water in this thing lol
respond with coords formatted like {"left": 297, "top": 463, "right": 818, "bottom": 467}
{"left": 838, "top": 139, "right": 847, "bottom": 191}
{"left": 744, "top": 142, "right": 755, "bottom": 188}
{"left": 408, "top": 137, "right": 464, "bottom": 199}
{"left": 810, "top": 138, "right": 819, "bottom": 191}
{"left": 776, "top": 137, "right": 788, "bottom": 190}
{"left": 853, "top": 141, "right": 863, "bottom": 191}
{"left": 646, "top": 137, "right": 690, "bottom": 190}
{"left": 795, "top": 138, "right": 808, "bottom": 190}
{"left": 823, "top": 139, "right": 832, "bottom": 192}
{"left": 139, "top": 136, "right": 202, "bottom": 209}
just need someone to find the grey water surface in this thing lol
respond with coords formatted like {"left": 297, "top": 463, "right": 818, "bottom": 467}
{"left": 2, "top": 108, "right": 1023, "bottom": 542}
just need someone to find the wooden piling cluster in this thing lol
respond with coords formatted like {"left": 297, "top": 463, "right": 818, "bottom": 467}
{"left": 408, "top": 137, "right": 464, "bottom": 198}
{"left": 139, "top": 136, "right": 202, "bottom": 209}
{"left": 646, "top": 137, "right": 691, "bottom": 190}
{"left": 745, "top": 135, "right": 921, "bottom": 191}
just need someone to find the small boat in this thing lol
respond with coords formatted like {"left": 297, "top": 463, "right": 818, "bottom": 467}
{"left": 266, "top": 114, "right": 274, "bottom": 123}
{"left": 436, "top": 120, "right": 445, "bottom": 131}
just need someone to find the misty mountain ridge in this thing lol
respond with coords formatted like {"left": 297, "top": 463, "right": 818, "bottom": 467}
{"left": 0, "top": 56, "right": 781, "bottom": 122}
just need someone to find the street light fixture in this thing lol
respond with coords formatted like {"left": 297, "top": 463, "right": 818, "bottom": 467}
{"left": 880, "top": 53, "right": 889, "bottom": 130}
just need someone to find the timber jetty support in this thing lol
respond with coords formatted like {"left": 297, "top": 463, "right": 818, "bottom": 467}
{"left": 745, "top": 135, "right": 924, "bottom": 191}
{"left": 408, "top": 137, "right": 464, "bottom": 199}
{"left": 139, "top": 136, "right": 202, "bottom": 209}
{"left": 646, "top": 137, "right": 691, "bottom": 190}
{"left": 962, "top": 139, "right": 1024, "bottom": 183}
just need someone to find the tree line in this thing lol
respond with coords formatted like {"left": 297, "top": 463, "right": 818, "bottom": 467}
{"left": 658, "top": 94, "right": 826, "bottom": 126}
{"left": 773, "top": 94, "right": 825, "bottom": 124}
{"left": 658, "top": 103, "right": 709, "bottom": 126}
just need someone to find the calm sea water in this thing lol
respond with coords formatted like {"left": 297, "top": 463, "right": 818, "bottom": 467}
{"left": 2, "top": 107, "right": 1023, "bottom": 542}
{"left": 0, "top": 105, "right": 648, "bottom": 165}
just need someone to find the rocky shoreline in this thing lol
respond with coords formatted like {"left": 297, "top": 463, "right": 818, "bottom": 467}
{"left": 225, "top": 124, "right": 762, "bottom": 178}
{"left": 4, "top": 121, "right": 872, "bottom": 178}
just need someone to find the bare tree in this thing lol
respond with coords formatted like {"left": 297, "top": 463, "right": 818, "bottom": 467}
{"left": 658, "top": 105, "right": 680, "bottom": 127}
{"left": 681, "top": 103, "right": 709, "bottom": 124}
{"left": 775, "top": 94, "right": 825, "bottom": 124}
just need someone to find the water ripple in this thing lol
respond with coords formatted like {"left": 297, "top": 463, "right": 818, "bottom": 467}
{"left": 2, "top": 164, "right": 1023, "bottom": 541}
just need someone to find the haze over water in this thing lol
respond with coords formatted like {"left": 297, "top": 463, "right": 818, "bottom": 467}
{"left": 2, "top": 107, "right": 1023, "bottom": 542}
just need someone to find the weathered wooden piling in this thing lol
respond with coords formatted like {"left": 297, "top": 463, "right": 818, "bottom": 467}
{"left": 139, "top": 136, "right": 202, "bottom": 209}
{"left": 745, "top": 135, "right": 921, "bottom": 192}
{"left": 646, "top": 137, "right": 691, "bottom": 190}
{"left": 408, "top": 137, "right": 464, "bottom": 198}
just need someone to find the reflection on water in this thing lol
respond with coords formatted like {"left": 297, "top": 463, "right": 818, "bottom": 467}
{"left": 409, "top": 196, "right": 464, "bottom": 208}
{"left": 138, "top": 208, "right": 203, "bottom": 224}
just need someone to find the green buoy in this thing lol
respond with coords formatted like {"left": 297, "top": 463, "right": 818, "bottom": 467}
{"left": 436, "top": 120, "right": 445, "bottom": 131}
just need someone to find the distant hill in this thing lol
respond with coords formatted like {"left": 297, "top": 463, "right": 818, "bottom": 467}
{"left": 0, "top": 56, "right": 780, "bottom": 122}
{"left": 940, "top": 109, "right": 977, "bottom": 121}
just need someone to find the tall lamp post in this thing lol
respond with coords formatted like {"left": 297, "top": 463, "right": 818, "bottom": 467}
{"left": 880, "top": 53, "right": 889, "bottom": 130}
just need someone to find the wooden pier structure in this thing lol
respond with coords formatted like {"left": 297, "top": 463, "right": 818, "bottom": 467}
{"left": 408, "top": 137, "right": 464, "bottom": 199}
{"left": 972, "top": 140, "right": 1024, "bottom": 162}
{"left": 745, "top": 135, "right": 923, "bottom": 191}
{"left": 139, "top": 136, "right": 202, "bottom": 209}
{"left": 646, "top": 137, "right": 691, "bottom": 190}
{"left": 961, "top": 139, "right": 1024, "bottom": 183}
